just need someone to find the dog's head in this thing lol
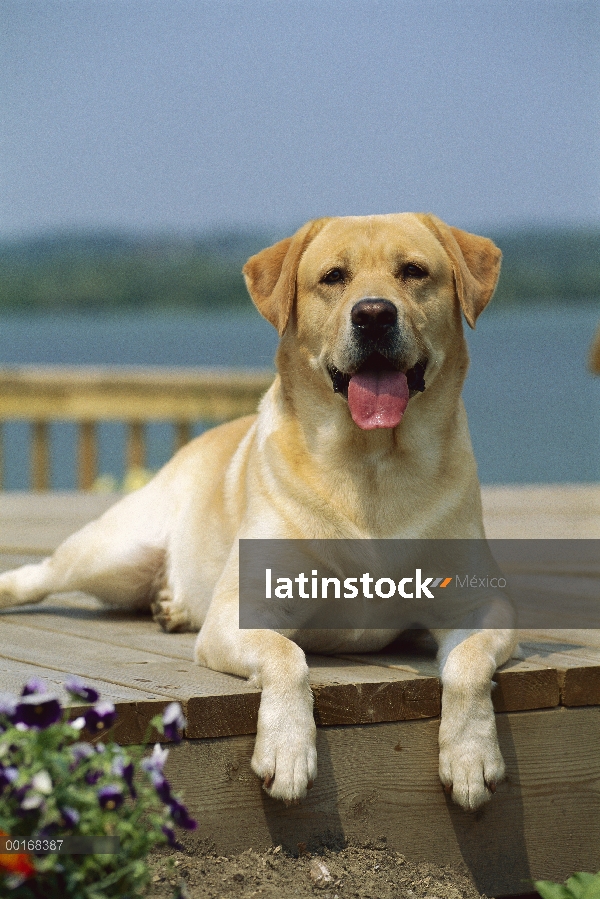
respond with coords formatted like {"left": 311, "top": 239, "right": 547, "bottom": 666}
{"left": 243, "top": 214, "right": 501, "bottom": 431}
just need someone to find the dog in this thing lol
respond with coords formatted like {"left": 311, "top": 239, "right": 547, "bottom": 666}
{"left": 0, "top": 213, "right": 516, "bottom": 811}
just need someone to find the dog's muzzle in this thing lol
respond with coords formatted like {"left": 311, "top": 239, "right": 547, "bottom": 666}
{"left": 326, "top": 298, "right": 427, "bottom": 430}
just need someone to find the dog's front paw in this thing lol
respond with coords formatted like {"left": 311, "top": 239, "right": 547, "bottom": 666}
{"left": 251, "top": 687, "right": 317, "bottom": 803}
{"left": 438, "top": 712, "right": 505, "bottom": 811}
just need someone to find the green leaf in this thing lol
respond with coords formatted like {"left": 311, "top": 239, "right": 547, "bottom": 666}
{"left": 150, "top": 713, "right": 165, "bottom": 733}
{"left": 580, "top": 874, "right": 600, "bottom": 899}
{"left": 567, "top": 874, "right": 599, "bottom": 899}
{"left": 535, "top": 881, "right": 573, "bottom": 899}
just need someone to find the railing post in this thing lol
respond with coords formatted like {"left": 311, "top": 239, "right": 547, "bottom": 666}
{"left": 126, "top": 421, "right": 146, "bottom": 471}
{"left": 31, "top": 421, "right": 50, "bottom": 492}
{"left": 174, "top": 421, "right": 192, "bottom": 453}
{"left": 78, "top": 421, "right": 98, "bottom": 490}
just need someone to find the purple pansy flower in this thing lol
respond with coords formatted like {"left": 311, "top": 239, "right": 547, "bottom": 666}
{"left": 12, "top": 694, "right": 62, "bottom": 729}
{"left": 13, "top": 784, "right": 29, "bottom": 804}
{"left": 141, "top": 743, "right": 169, "bottom": 774}
{"left": 61, "top": 806, "right": 80, "bottom": 827}
{"left": 71, "top": 742, "right": 95, "bottom": 764}
{"left": 98, "top": 784, "right": 124, "bottom": 810}
{"left": 18, "top": 777, "right": 49, "bottom": 813}
{"left": 150, "top": 771, "right": 172, "bottom": 804}
{"left": 0, "top": 764, "right": 19, "bottom": 794}
{"left": 21, "top": 677, "right": 48, "bottom": 696}
{"left": 168, "top": 797, "right": 197, "bottom": 831}
{"left": 64, "top": 676, "right": 100, "bottom": 703}
{"left": 112, "top": 757, "right": 136, "bottom": 798}
{"left": 20, "top": 792, "right": 45, "bottom": 812}
{"left": 162, "top": 825, "right": 177, "bottom": 847}
{"left": 38, "top": 823, "right": 59, "bottom": 841}
{"left": 84, "top": 701, "right": 116, "bottom": 733}
{"left": 162, "top": 703, "right": 186, "bottom": 742}
{"left": 84, "top": 770, "right": 103, "bottom": 786}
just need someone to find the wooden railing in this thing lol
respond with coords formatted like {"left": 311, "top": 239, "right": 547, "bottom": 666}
{"left": 0, "top": 367, "right": 274, "bottom": 491}
{"left": 591, "top": 325, "right": 600, "bottom": 374}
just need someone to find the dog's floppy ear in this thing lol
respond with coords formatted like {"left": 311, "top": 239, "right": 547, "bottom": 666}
{"left": 416, "top": 214, "right": 502, "bottom": 329}
{"left": 243, "top": 218, "right": 330, "bottom": 334}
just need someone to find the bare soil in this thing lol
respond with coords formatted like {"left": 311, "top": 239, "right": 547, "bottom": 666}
{"left": 146, "top": 838, "right": 490, "bottom": 899}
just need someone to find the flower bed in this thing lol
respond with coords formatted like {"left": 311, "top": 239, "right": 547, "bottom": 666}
{"left": 0, "top": 677, "right": 195, "bottom": 898}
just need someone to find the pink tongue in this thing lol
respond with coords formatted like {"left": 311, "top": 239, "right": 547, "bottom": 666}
{"left": 347, "top": 370, "right": 409, "bottom": 430}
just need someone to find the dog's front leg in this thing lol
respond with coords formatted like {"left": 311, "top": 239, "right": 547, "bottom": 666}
{"left": 432, "top": 623, "right": 517, "bottom": 811}
{"left": 194, "top": 558, "right": 316, "bottom": 803}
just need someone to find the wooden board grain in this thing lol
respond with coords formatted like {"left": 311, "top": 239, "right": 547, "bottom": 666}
{"left": 165, "top": 707, "right": 600, "bottom": 898}
{"left": 345, "top": 652, "right": 562, "bottom": 713}
{"left": 2, "top": 484, "right": 599, "bottom": 549}
{"left": 0, "top": 605, "right": 445, "bottom": 738}
{"left": 1, "top": 491, "right": 600, "bottom": 896}
{"left": 0, "top": 592, "right": 197, "bottom": 662}
{"left": 3, "top": 582, "right": 600, "bottom": 739}
{"left": 0, "top": 616, "right": 257, "bottom": 704}
{"left": 481, "top": 484, "right": 600, "bottom": 539}
{"left": 0, "top": 492, "right": 119, "bottom": 554}
{"left": 1, "top": 489, "right": 600, "bottom": 739}
{"left": 0, "top": 656, "right": 160, "bottom": 707}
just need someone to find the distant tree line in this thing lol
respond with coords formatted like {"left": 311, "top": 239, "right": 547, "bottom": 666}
{"left": 0, "top": 231, "right": 271, "bottom": 313}
{"left": 488, "top": 228, "right": 600, "bottom": 306}
{"left": 0, "top": 227, "right": 598, "bottom": 313}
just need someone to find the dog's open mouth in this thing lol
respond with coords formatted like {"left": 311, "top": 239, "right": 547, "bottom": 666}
{"left": 328, "top": 353, "right": 427, "bottom": 431}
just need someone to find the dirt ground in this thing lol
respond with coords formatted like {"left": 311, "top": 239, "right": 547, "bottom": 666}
{"left": 146, "top": 838, "right": 491, "bottom": 899}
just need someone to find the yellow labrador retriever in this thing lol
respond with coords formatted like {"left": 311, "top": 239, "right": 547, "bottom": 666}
{"left": 0, "top": 214, "right": 516, "bottom": 811}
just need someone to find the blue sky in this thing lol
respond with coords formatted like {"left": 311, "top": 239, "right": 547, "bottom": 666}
{"left": 2, "top": 0, "right": 599, "bottom": 238}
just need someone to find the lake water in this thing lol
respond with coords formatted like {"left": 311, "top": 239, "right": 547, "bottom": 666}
{"left": 0, "top": 306, "right": 598, "bottom": 487}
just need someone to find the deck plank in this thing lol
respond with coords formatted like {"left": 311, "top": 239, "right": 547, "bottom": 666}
{"left": 2, "top": 484, "right": 600, "bottom": 549}
{"left": 1, "top": 487, "right": 599, "bottom": 743}
{"left": 167, "top": 707, "right": 600, "bottom": 898}
{"left": 342, "top": 652, "right": 562, "bottom": 713}
{"left": 0, "top": 656, "right": 165, "bottom": 706}
{"left": 0, "top": 617, "right": 250, "bottom": 700}
{"left": 0, "top": 607, "right": 445, "bottom": 737}
{"left": 2, "top": 589, "right": 599, "bottom": 737}
{"left": 1, "top": 488, "right": 600, "bottom": 894}
{"left": 0, "top": 593, "right": 197, "bottom": 662}
{"left": 0, "top": 493, "right": 119, "bottom": 554}
{"left": 481, "top": 483, "right": 600, "bottom": 538}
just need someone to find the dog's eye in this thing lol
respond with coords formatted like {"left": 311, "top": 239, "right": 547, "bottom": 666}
{"left": 402, "top": 263, "right": 428, "bottom": 280}
{"left": 321, "top": 268, "right": 345, "bottom": 285}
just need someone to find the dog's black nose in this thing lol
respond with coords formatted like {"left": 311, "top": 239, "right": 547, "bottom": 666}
{"left": 351, "top": 298, "right": 397, "bottom": 335}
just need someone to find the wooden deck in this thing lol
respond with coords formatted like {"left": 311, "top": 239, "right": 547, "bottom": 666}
{"left": 1, "top": 485, "right": 600, "bottom": 895}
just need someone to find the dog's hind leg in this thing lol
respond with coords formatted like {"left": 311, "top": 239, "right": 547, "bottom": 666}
{"left": 0, "top": 557, "right": 59, "bottom": 609}
{"left": 150, "top": 579, "right": 195, "bottom": 633}
{"left": 0, "top": 486, "right": 168, "bottom": 612}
